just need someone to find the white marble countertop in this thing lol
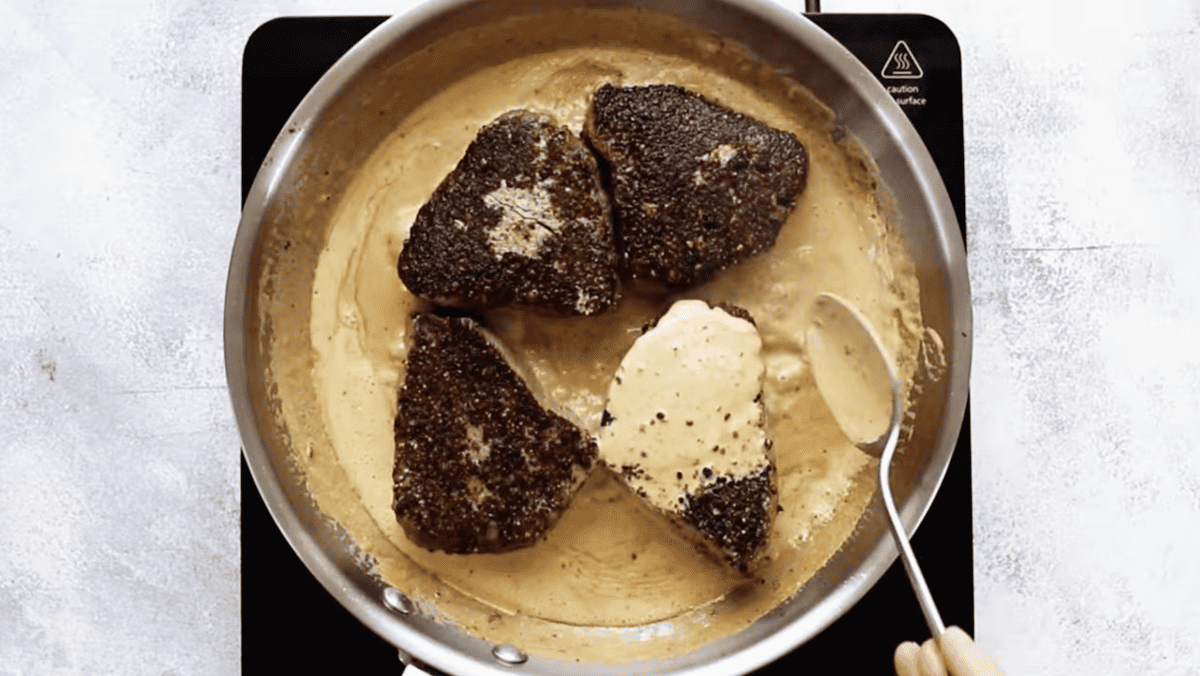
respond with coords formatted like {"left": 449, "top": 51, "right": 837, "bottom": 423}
{"left": 2, "top": 0, "right": 1197, "bottom": 673}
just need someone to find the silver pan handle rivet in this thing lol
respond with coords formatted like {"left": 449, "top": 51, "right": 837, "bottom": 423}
{"left": 491, "top": 644, "right": 528, "bottom": 665}
{"left": 383, "top": 587, "right": 414, "bottom": 615}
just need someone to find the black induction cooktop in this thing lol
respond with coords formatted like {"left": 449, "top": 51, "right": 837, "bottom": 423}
{"left": 241, "top": 13, "right": 970, "bottom": 673}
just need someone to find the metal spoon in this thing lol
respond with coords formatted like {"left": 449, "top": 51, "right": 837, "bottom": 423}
{"left": 806, "top": 292, "right": 945, "bottom": 639}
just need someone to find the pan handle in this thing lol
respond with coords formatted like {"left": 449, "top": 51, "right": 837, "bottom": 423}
{"left": 398, "top": 649, "right": 444, "bottom": 676}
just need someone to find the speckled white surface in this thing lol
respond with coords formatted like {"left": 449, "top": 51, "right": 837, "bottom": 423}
{"left": 1, "top": 0, "right": 1197, "bottom": 674}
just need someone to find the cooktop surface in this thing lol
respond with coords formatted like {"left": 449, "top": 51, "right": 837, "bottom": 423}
{"left": 240, "top": 13, "right": 970, "bottom": 673}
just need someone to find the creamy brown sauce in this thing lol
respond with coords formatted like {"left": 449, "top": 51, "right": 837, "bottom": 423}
{"left": 599, "top": 300, "right": 771, "bottom": 519}
{"left": 297, "top": 41, "right": 926, "bottom": 661}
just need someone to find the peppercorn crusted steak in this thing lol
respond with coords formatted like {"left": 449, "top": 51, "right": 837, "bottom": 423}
{"left": 393, "top": 312, "right": 598, "bottom": 554}
{"left": 584, "top": 84, "right": 808, "bottom": 287}
{"left": 598, "top": 300, "right": 777, "bottom": 573}
{"left": 398, "top": 110, "right": 619, "bottom": 316}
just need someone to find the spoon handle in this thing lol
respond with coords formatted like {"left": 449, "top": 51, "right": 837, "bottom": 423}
{"left": 879, "top": 432, "right": 946, "bottom": 639}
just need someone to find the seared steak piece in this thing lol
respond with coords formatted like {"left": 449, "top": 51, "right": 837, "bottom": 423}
{"left": 398, "top": 110, "right": 619, "bottom": 316}
{"left": 598, "top": 300, "right": 777, "bottom": 574}
{"left": 393, "top": 312, "right": 597, "bottom": 554}
{"left": 585, "top": 84, "right": 808, "bottom": 287}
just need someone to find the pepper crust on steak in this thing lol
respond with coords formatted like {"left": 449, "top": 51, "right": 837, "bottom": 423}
{"left": 585, "top": 84, "right": 808, "bottom": 287}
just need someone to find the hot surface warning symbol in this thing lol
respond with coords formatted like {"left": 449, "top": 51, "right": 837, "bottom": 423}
{"left": 882, "top": 40, "right": 923, "bottom": 79}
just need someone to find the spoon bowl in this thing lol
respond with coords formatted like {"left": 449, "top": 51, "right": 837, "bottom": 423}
{"left": 806, "top": 292, "right": 946, "bottom": 640}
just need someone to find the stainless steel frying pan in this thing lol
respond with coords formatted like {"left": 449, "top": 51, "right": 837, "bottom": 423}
{"left": 225, "top": 1, "right": 970, "bottom": 673}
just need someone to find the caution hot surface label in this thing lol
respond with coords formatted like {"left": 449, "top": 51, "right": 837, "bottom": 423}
{"left": 882, "top": 40, "right": 927, "bottom": 108}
